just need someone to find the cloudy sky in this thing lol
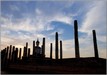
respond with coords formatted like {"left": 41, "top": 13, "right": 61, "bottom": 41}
{"left": 1, "top": 0, "right": 106, "bottom": 58}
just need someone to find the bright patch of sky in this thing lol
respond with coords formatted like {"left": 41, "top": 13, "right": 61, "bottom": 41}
{"left": 1, "top": 0, "right": 106, "bottom": 58}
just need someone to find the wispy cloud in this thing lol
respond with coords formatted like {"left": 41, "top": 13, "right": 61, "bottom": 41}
{"left": 50, "top": 28, "right": 64, "bottom": 36}
{"left": 35, "top": 8, "right": 42, "bottom": 15}
{"left": 52, "top": 13, "right": 73, "bottom": 25}
{"left": 10, "top": 5, "right": 20, "bottom": 11}
{"left": 78, "top": 1, "right": 106, "bottom": 58}
{"left": 79, "top": 1, "right": 106, "bottom": 35}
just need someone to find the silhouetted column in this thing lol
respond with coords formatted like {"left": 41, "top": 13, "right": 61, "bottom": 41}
{"left": 60, "top": 40, "right": 62, "bottom": 59}
{"left": 33, "top": 41, "right": 35, "bottom": 56}
{"left": 12, "top": 46, "right": 15, "bottom": 62}
{"left": 23, "top": 47, "right": 24, "bottom": 57}
{"left": 6, "top": 46, "right": 9, "bottom": 60}
{"left": 50, "top": 43, "right": 52, "bottom": 59}
{"left": 15, "top": 48, "right": 18, "bottom": 61}
{"left": 42, "top": 38, "right": 45, "bottom": 58}
{"left": 19, "top": 48, "right": 21, "bottom": 59}
{"left": 1, "top": 48, "right": 6, "bottom": 68}
{"left": 74, "top": 20, "right": 80, "bottom": 58}
{"left": 55, "top": 32, "right": 58, "bottom": 59}
{"left": 92, "top": 30, "right": 99, "bottom": 58}
{"left": 6, "top": 46, "right": 9, "bottom": 66}
{"left": 4, "top": 48, "right": 7, "bottom": 59}
{"left": 26, "top": 42, "right": 28, "bottom": 57}
{"left": 41, "top": 45, "right": 43, "bottom": 57}
{"left": 9, "top": 45, "right": 12, "bottom": 61}
{"left": 23, "top": 47, "right": 27, "bottom": 57}
{"left": 28, "top": 48, "right": 30, "bottom": 57}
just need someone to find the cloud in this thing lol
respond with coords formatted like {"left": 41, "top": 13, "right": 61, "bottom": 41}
{"left": 79, "top": 1, "right": 106, "bottom": 35}
{"left": 10, "top": 5, "right": 20, "bottom": 11}
{"left": 35, "top": 8, "right": 42, "bottom": 15}
{"left": 52, "top": 13, "right": 73, "bottom": 25}
{"left": 1, "top": 17, "right": 39, "bottom": 32}
{"left": 1, "top": 15, "right": 53, "bottom": 33}
{"left": 78, "top": 1, "right": 106, "bottom": 58}
{"left": 50, "top": 28, "right": 64, "bottom": 36}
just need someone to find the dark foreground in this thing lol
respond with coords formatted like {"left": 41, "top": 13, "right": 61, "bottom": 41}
{"left": 1, "top": 58, "right": 106, "bottom": 74}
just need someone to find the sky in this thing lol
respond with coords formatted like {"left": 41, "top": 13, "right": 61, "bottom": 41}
{"left": 1, "top": 0, "right": 106, "bottom": 59}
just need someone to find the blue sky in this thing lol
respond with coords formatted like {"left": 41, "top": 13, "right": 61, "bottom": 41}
{"left": 1, "top": 0, "right": 106, "bottom": 58}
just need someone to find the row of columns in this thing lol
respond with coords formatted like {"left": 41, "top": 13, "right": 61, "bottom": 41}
{"left": 53, "top": 20, "right": 99, "bottom": 59}
{"left": 1, "top": 20, "right": 99, "bottom": 62}
{"left": 74, "top": 20, "right": 99, "bottom": 58}
{"left": 50, "top": 39, "right": 63, "bottom": 59}
{"left": 49, "top": 32, "right": 63, "bottom": 59}
{"left": 22, "top": 42, "right": 30, "bottom": 59}
{"left": 1, "top": 45, "right": 22, "bottom": 65}
{"left": 1, "top": 44, "right": 32, "bottom": 63}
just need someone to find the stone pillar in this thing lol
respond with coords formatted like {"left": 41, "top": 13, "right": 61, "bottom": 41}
{"left": 19, "top": 48, "right": 21, "bottom": 59}
{"left": 92, "top": 30, "right": 99, "bottom": 58}
{"left": 23, "top": 47, "right": 25, "bottom": 57}
{"left": 28, "top": 48, "right": 30, "bottom": 57}
{"left": 1, "top": 48, "right": 6, "bottom": 68}
{"left": 74, "top": 20, "right": 80, "bottom": 58}
{"left": 6, "top": 46, "right": 9, "bottom": 67}
{"left": 12, "top": 46, "right": 15, "bottom": 62}
{"left": 26, "top": 42, "right": 28, "bottom": 57}
{"left": 42, "top": 38, "right": 45, "bottom": 58}
{"left": 9, "top": 45, "right": 12, "bottom": 61}
{"left": 15, "top": 48, "right": 18, "bottom": 61}
{"left": 33, "top": 41, "right": 35, "bottom": 56}
{"left": 55, "top": 32, "right": 58, "bottom": 59}
{"left": 50, "top": 43, "right": 52, "bottom": 59}
{"left": 23, "top": 47, "right": 27, "bottom": 57}
{"left": 4, "top": 48, "right": 7, "bottom": 59}
{"left": 6, "top": 46, "right": 9, "bottom": 60}
{"left": 41, "top": 45, "right": 43, "bottom": 57}
{"left": 60, "top": 40, "right": 62, "bottom": 59}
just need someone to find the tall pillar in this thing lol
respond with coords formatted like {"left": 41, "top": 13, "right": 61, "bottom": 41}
{"left": 19, "top": 48, "right": 21, "bottom": 59}
{"left": 33, "top": 41, "right": 35, "bottom": 56}
{"left": 60, "top": 40, "right": 62, "bottom": 59}
{"left": 55, "top": 32, "right": 58, "bottom": 59}
{"left": 74, "top": 20, "right": 80, "bottom": 58}
{"left": 50, "top": 43, "right": 52, "bottom": 59}
{"left": 9, "top": 45, "right": 12, "bottom": 61}
{"left": 28, "top": 48, "right": 30, "bottom": 57}
{"left": 92, "top": 30, "right": 99, "bottom": 58}
{"left": 42, "top": 38, "right": 45, "bottom": 58}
